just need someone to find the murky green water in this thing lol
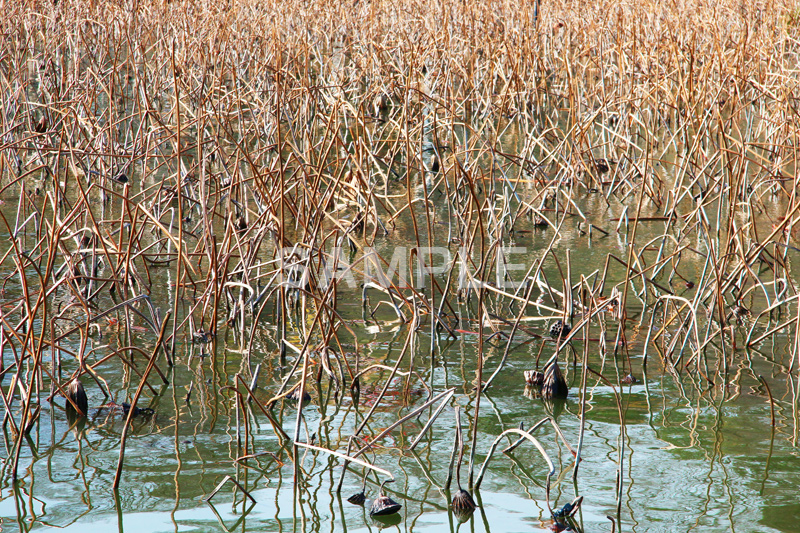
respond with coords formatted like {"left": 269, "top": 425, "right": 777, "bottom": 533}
{"left": 3, "top": 0, "right": 800, "bottom": 528}
{"left": 2, "top": 162, "right": 799, "bottom": 533}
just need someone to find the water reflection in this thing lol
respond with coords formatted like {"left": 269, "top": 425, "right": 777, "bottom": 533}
{"left": 3, "top": 61, "right": 800, "bottom": 533}
{"left": 8, "top": 322, "right": 798, "bottom": 532}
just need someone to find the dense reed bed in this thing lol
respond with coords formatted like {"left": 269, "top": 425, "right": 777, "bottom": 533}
{"left": 2, "top": 0, "right": 800, "bottom": 530}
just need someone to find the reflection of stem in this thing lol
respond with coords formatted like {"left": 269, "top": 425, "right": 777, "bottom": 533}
{"left": 760, "top": 422, "right": 776, "bottom": 495}
{"left": 409, "top": 387, "right": 449, "bottom": 449}
{"left": 445, "top": 410, "right": 459, "bottom": 491}
{"left": 474, "top": 427, "right": 556, "bottom": 509}
{"left": 574, "top": 279, "right": 594, "bottom": 483}
{"left": 758, "top": 375, "right": 776, "bottom": 427}
{"left": 352, "top": 328, "right": 413, "bottom": 437}
{"left": 335, "top": 436, "right": 356, "bottom": 493}
{"left": 505, "top": 452, "right": 546, "bottom": 495}
{"left": 113, "top": 488, "right": 124, "bottom": 533}
{"left": 455, "top": 406, "right": 465, "bottom": 490}
{"left": 112, "top": 309, "right": 171, "bottom": 490}
{"left": 504, "top": 417, "right": 575, "bottom": 456}
{"left": 295, "top": 442, "right": 395, "bottom": 481}
{"left": 205, "top": 475, "right": 256, "bottom": 504}
{"left": 353, "top": 388, "right": 455, "bottom": 457}
{"left": 475, "top": 491, "right": 492, "bottom": 533}
{"left": 353, "top": 364, "right": 431, "bottom": 396}
{"left": 482, "top": 275, "right": 538, "bottom": 391}
{"left": 206, "top": 496, "right": 256, "bottom": 533}
{"left": 335, "top": 492, "right": 350, "bottom": 533}
{"left": 759, "top": 375, "right": 778, "bottom": 495}
{"left": 586, "top": 365, "right": 625, "bottom": 518}
{"left": 235, "top": 374, "right": 289, "bottom": 442}
{"left": 409, "top": 448, "right": 446, "bottom": 495}
{"left": 468, "top": 286, "right": 486, "bottom": 487}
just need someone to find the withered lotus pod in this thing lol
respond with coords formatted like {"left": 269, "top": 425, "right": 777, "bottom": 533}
{"left": 548, "top": 320, "right": 571, "bottom": 339}
{"left": 288, "top": 387, "right": 311, "bottom": 404}
{"left": 349, "top": 469, "right": 368, "bottom": 506}
{"left": 594, "top": 158, "right": 614, "bottom": 174}
{"left": 429, "top": 154, "right": 440, "bottom": 173}
{"left": 350, "top": 377, "right": 361, "bottom": 404}
{"left": 235, "top": 215, "right": 247, "bottom": 235}
{"left": 451, "top": 488, "right": 476, "bottom": 513}
{"left": 34, "top": 116, "right": 48, "bottom": 134}
{"left": 621, "top": 374, "right": 639, "bottom": 385}
{"left": 524, "top": 370, "right": 544, "bottom": 387}
{"left": 347, "top": 491, "right": 366, "bottom": 505}
{"left": 370, "top": 494, "right": 401, "bottom": 516}
{"left": 731, "top": 303, "right": 751, "bottom": 322}
{"left": 541, "top": 361, "right": 568, "bottom": 400}
{"left": 553, "top": 496, "right": 583, "bottom": 519}
{"left": 66, "top": 378, "right": 88, "bottom": 416}
{"left": 192, "top": 328, "right": 212, "bottom": 344}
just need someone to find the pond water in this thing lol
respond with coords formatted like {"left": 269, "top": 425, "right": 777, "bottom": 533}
{"left": 2, "top": 2, "right": 800, "bottom": 524}
{"left": 1, "top": 159, "right": 798, "bottom": 533}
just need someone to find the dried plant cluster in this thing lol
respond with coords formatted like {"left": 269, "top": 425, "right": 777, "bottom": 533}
{"left": 1, "top": 0, "right": 800, "bottom": 526}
